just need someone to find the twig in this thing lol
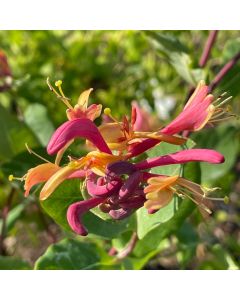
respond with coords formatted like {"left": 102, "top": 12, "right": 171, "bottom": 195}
{"left": 209, "top": 52, "right": 240, "bottom": 92}
{"left": 0, "top": 187, "right": 16, "bottom": 255}
{"left": 199, "top": 31, "right": 218, "bottom": 68}
{"left": 116, "top": 232, "right": 138, "bottom": 260}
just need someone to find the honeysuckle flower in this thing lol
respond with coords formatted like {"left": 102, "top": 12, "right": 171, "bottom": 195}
{"left": 47, "top": 118, "right": 112, "bottom": 155}
{"left": 47, "top": 78, "right": 102, "bottom": 122}
{"left": 131, "top": 101, "right": 159, "bottom": 131}
{"left": 135, "top": 149, "right": 225, "bottom": 170}
{"left": 12, "top": 79, "right": 230, "bottom": 237}
{"left": 86, "top": 172, "right": 122, "bottom": 197}
{"left": 39, "top": 150, "right": 125, "bottom": 200}
{"left": 161, "top": 81, "right": 215, "bottom": 135}
{"left": 9, "top": 162, "right": 61, "bottom": 197}
{"left": 144, "top": 175, "right": 228, "bottom": 214}
{"left": 67, "top": 197, "right": 104, "bottom": 236}
{"left": 97, "top": 107, "right": 186, "bottom": 152}
{"left": 128, "top": 81, "right": 234, "bottom": 157}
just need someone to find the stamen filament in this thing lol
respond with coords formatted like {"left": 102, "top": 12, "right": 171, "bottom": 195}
{"left": 55, "top": 80, "right": 66, "bottom": 98}
{"left": 47, "top": 77, "right": 73, "bottom": 110}
{"left": 215, "top": 96, "right": 233, "bottom": 108}
{"left": 25, "top": 143, "right": 51, "bottom": 163}
{"left": 9, "top": 174, "right": 26, "bottom": 182}
{"left": 213, "top": 92, "right": 228, "bottom": 104}
{"left": 104, "top": 108, "right": 120, "bottom": 124}
{"left": 210, "top": 116, "right": 235, "bottom": 123}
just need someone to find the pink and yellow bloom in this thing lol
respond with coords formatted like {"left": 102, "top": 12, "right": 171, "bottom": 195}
{"left": 11, "top": 79, "right": 230, "bottom": 236}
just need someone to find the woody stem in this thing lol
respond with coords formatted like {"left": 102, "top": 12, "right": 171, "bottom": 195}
{"left": 199, "top": 30, "right": 218, "bottom": 68}
{"left": 209, "top": 51, "right": 240, "bottom": 92}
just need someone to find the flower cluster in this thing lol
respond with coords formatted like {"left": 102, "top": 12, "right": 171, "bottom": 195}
{"left": 10, "top": 79, "right": 231, "bottom": 236}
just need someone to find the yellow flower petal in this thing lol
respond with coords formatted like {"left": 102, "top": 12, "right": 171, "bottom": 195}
{"left": 145, "top": 175, "right": 179, "bottom": 193}
{"left": 77, "top": 88, "right": 93, "bottom": 109}
{"left": 39, "top": 162, "right": 83, "bottom": 200}
{"left": 24, "top": 163, "right": 61, "bottom": 197}
{"left": 144, "top": 189, "right": 173, "bottom": 210}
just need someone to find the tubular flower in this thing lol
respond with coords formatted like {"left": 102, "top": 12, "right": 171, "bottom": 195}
{"left": 11, "top": 79, "right": 230, "bottom": 236}
{"left": 128, "top": 81, "right": 234, "bottom": 157}
{"left": 47, "top": 118, "right": 112, "bottom": 155}
{"left": 47, "top": 78, "right": 102, "bottom": 122}
{"left": 144, "top": 175, "right": 227, "bottom": 214}
{"left": 161, "top": 80, "right": 215, "bottom": 135}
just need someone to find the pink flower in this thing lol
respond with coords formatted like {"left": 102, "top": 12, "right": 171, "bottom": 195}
{"left": 47, "top": 118, "right": 112, "bottom": 155}
{"left": 135, "top": 149, "right": 225, "bottom": 170}
{"left": 162, "top": 81, "right": 215, "bottom": 135}
{"left": 67, "top": 197, "right": 104, "bottom": 236}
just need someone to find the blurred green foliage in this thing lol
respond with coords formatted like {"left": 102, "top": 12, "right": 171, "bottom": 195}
{"left": 0, "top": 31, "right": 239, "bottom": 270}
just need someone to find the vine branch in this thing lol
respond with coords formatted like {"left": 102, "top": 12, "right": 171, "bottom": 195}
{"left": 199, "top": 30, "right": 218, "bottom": 68}
{"left": 209, "top": 51, "right": 240, "bottom": 92}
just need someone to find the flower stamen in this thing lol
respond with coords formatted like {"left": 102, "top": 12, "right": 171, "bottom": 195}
{"left": 25, "top": 143, "right": 51, "bottom": 163}
{"left": 46, "top": 77, "right": 73, "bottom": 110}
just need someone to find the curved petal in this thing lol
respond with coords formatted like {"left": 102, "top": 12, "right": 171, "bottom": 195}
{"left": 68, "top": 170, "right": 86, "bottom": 179}
{"left": 131, "top": 101, "right": 151, "bottom": 131}
{"left": 67, "top": 197, "right": 104, "bottom": 236}
{"left": 184, "top": 80, "right": 209, "bottom": 109}
{"left": 108, "top": 208, "right": 133, "bottom": 220}
{"left": 118, "top": 171, "right": 142, "bottom": 201}
{"left": 128, "top": 133, "right": 186, "bottom": 158}
{"left": 77, "top": 88, "right": 93, "bottom": 109}
{"left": 86, "top": 173, "right": 122, "bottom": 197}
{"left": 161, "top": 97, "right": 215, "bottom": 135}
{"left": 47, "top": 118, "right": 112, "bottom": 155}
{"left": 128, "top": 139, "right": 162, "bottom": 158}
{"left": 144, "top": 189, "right": 173, "bottom": 210}
{"left": 135, "top": 149, "right": 225, "bottom": 170}
{"left": 39, "top": 164, "right": 80, "bottom": 200}
{"left": 24, "top": 163, "right": 60, "bottom": 197}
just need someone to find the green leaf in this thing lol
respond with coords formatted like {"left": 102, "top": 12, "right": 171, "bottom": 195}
{"left": 0, "top": 256, "right": 31, "bottom": 270}
{"left": 169, "top": 52, "right": 195, "bottom": 85}
{"left": 145, "top": 31, "right": 189, "bottom": 53}
{"left": 34, "top": 238, "right": 117, "bottom": 270}
{"left": 133, "top": 161, "right": 201, "bottom": 257}
{"left": 136, "top": 197, "right": 178, "bottom": 239}
{"left": 133, "top": 200, "right": 195, "bottom": 257}
{"left": 145, "top": 31, "right": 196, "bottom": 85}
{"left": 223, "top": 38, "right": 240, "bottom": 62}
{"left": 199, "top": 244, "right": 239, "bottom": 270}
{"left": 136, "top": 140, "right": 197, "bottom": 239}
{"left": 41, "top": 179, "right": 136, "bottom": 239}
{"left": 0, "top": 104, "right": 38, "bottom": 161}
{"left": 0, "top": 203, "right": 26, "bottom": 233}
{"left": 24, "top": 103, "right": 55, "bottom": 146}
